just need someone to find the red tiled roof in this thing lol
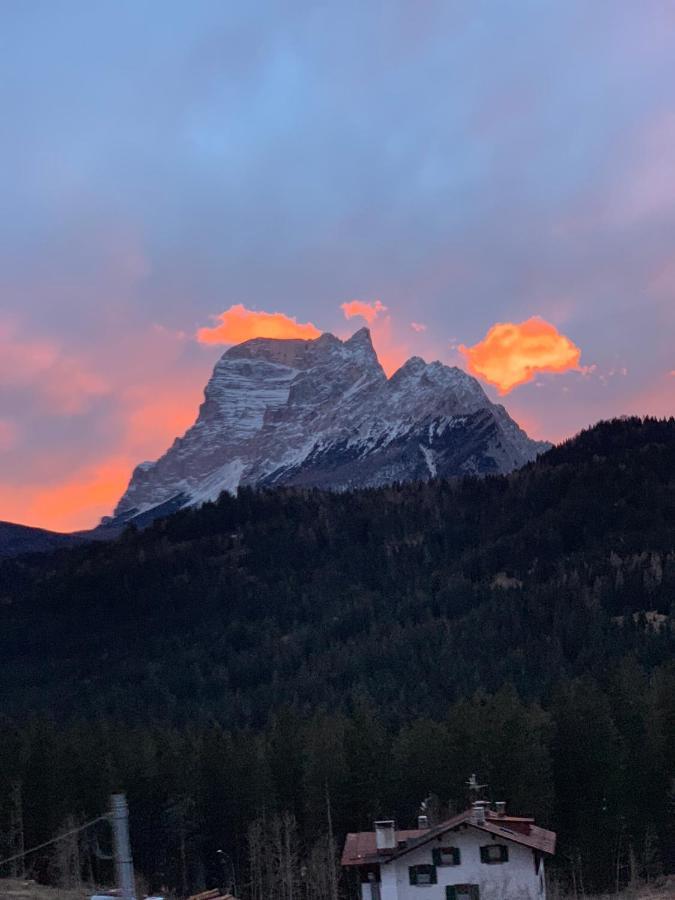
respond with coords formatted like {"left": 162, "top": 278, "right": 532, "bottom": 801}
{"left": 341, "top": 829, "right": 424, "bottom": 867}
{"left": 478, "top": 819, "right": 556, "bottom": 855}
{"left": 341, "top": 809, "right": 556, "bottom": 867}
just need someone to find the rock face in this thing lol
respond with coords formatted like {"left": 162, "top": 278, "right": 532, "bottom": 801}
{"left": 111, "top": 328, "right": 550, "bottom": 524}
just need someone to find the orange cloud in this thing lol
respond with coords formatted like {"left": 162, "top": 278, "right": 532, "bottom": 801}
{"left": 341, "top": 299, "right": 387, "bottom": 324}
{"left": 411, "top": 322, "right": 427, "bottom": 332}
{"left": 197, "top": 304, "right": 321, "bottom": 344}
{"left": 459, "top": 317, "right": 582, "bottom": 394}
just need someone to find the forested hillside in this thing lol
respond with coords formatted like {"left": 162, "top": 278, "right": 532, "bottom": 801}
{"left": 0, "top": 417, "right": 673, "bottom": 895}
{"left": 0, "top": 522, "right": 79, "bottom": 558}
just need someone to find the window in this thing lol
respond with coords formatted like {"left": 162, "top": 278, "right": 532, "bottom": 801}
{"left": 409, "top": 864, "right": 437, "bottom": 885}
{"left": 359, "top": 865, "right": 380, "bottom": 884}
{"left": 480, "top": 844, "right": 509, "bottom": 864}
{"left": 446, "top": 886, "right": 479, "bottom": 900}
{"left": 433, "top": 846, "right": 461, "bottom": 866}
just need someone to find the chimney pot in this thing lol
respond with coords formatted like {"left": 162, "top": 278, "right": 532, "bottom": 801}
{"left": 417, "top": 815, "right": 429, "bottom": 830}
{"left": 472, "top": 801, "right": 487, "bottom": 825}
{"left": 495, "top": 801, "right": 506, "bottom": 816}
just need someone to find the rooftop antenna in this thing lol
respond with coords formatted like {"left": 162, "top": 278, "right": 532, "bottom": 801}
{"left": 466, "top": 774, "right": 487, "bottom": 799}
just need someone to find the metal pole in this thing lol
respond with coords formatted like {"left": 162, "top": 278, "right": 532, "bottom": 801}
{"left": 111, "top": 794, "right": 136, "bottom": 900}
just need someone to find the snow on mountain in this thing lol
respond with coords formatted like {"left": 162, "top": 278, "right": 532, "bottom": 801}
{"left": 111, "top": 328, "right": 550, "bottom": 524}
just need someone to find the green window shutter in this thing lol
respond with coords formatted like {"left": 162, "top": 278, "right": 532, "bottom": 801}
{"left": 471, "top": 887, "right": 480, "bottom": 900}
{"left": 410, "top": 864, "right": 436, "bottom": 885}
{"left": 481, "top": 844, "right": 508, "bottom": 864}
{"left": 436, "top": 847, "right": 461, "bottom": 866}
{"left": 446, "top": 888, "right": 457, "bottom": 900}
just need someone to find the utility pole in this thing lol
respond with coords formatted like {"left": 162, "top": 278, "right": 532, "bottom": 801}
{"left": 111, "top": 794, "right": 136, "bottom": 900}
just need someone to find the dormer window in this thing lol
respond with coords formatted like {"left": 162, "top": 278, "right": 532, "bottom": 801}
{"left": 433, "top": 846, "right": 461, "bottom": 866}
{"left": 480, "top": 844, "right": 509, "bottom": 864}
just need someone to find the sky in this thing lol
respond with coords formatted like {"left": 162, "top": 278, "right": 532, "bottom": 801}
{"left": 1, "top": 1, "right": 674, "bottom": 532}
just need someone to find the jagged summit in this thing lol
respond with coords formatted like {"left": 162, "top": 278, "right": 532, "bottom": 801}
{"left": 110, "top": 329, "right": 549, "bottom": 525}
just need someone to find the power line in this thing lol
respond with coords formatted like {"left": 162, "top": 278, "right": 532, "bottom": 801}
{"left": 0, "top": 814, "right": 109, "bottom": 870}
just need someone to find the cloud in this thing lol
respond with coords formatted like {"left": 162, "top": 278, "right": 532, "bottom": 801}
{"left": 197, "top": 304, "right": 321, "bottom": 345}
{"left": 0, "top": 420, "right": 17, "bottom": 452}
{"left": 411, "top": 322, "right": 427, "bottom": 332}
{"left": 0, "top": 318, "right": 109, "bottom": 414}
{"left": 459, "top": 317, "right": 582, "bottom": 394}
{"left": 340, "top": 299, "right": 387, "bottom": 324}
{"left": 610, "top": 113, "right": 675, "bottom": 226}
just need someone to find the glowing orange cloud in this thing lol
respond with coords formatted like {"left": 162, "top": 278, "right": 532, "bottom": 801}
{"left": 459, "top": 317, "right": 582, "bottom": 394}
{"left": 341, "top": 299, "right": 387, "bottom": 324}
{"left": 197, "top": 304, "right": 321, "bottom": 344}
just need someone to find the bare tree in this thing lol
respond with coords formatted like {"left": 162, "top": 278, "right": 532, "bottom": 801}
{"left": 53, "top": 815, "right": 81, "bottom": 889}
{"left": 247, "top": 819, "right": 266, "bottom": 900}
{"left": 270, "top": 812, "right": 300, "bottom": 900}
{"left": 305, "top": 836, "right": 340, "bottom": 900}
{"left": 8, "top": 781, "right": 25, "bottom": 878}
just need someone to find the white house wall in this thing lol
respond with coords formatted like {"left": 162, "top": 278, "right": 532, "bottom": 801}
{"left": 377, "top": 825, "right": 545, "bottom": 900}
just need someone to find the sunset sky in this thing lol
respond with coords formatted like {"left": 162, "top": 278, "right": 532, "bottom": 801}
{"left": 1, "top": 1, "right": 674, "bottom": 532}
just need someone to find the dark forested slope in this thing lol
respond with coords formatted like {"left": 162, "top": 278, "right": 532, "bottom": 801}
{"left": 1, "top": 416, "right": 672, "bottom": 723}
{"left": 0, "top": 416, "right": 673, "bottom": 893}
{"left": 0, "top": 521, "right": 80, "bottom": 557}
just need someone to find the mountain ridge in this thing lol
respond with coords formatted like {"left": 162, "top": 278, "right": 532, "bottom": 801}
{"left": 112, "top": 327, "right": 549, "bottom": 525}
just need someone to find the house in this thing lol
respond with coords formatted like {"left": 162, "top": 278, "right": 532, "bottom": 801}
{"left": 341, "top": 801, "right": 556, "bottom": 900}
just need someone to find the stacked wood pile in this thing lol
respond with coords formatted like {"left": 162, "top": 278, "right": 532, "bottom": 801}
{"left": 187, "top": 887, "right": 238, "bottom": 900}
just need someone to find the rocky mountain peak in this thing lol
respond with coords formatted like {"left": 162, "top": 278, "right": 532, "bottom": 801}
{"left": 111, "top": 328, "right": 550, "bottom": 525}
{"left": 344, "top": 326, "right": 378, "bottom": 355}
